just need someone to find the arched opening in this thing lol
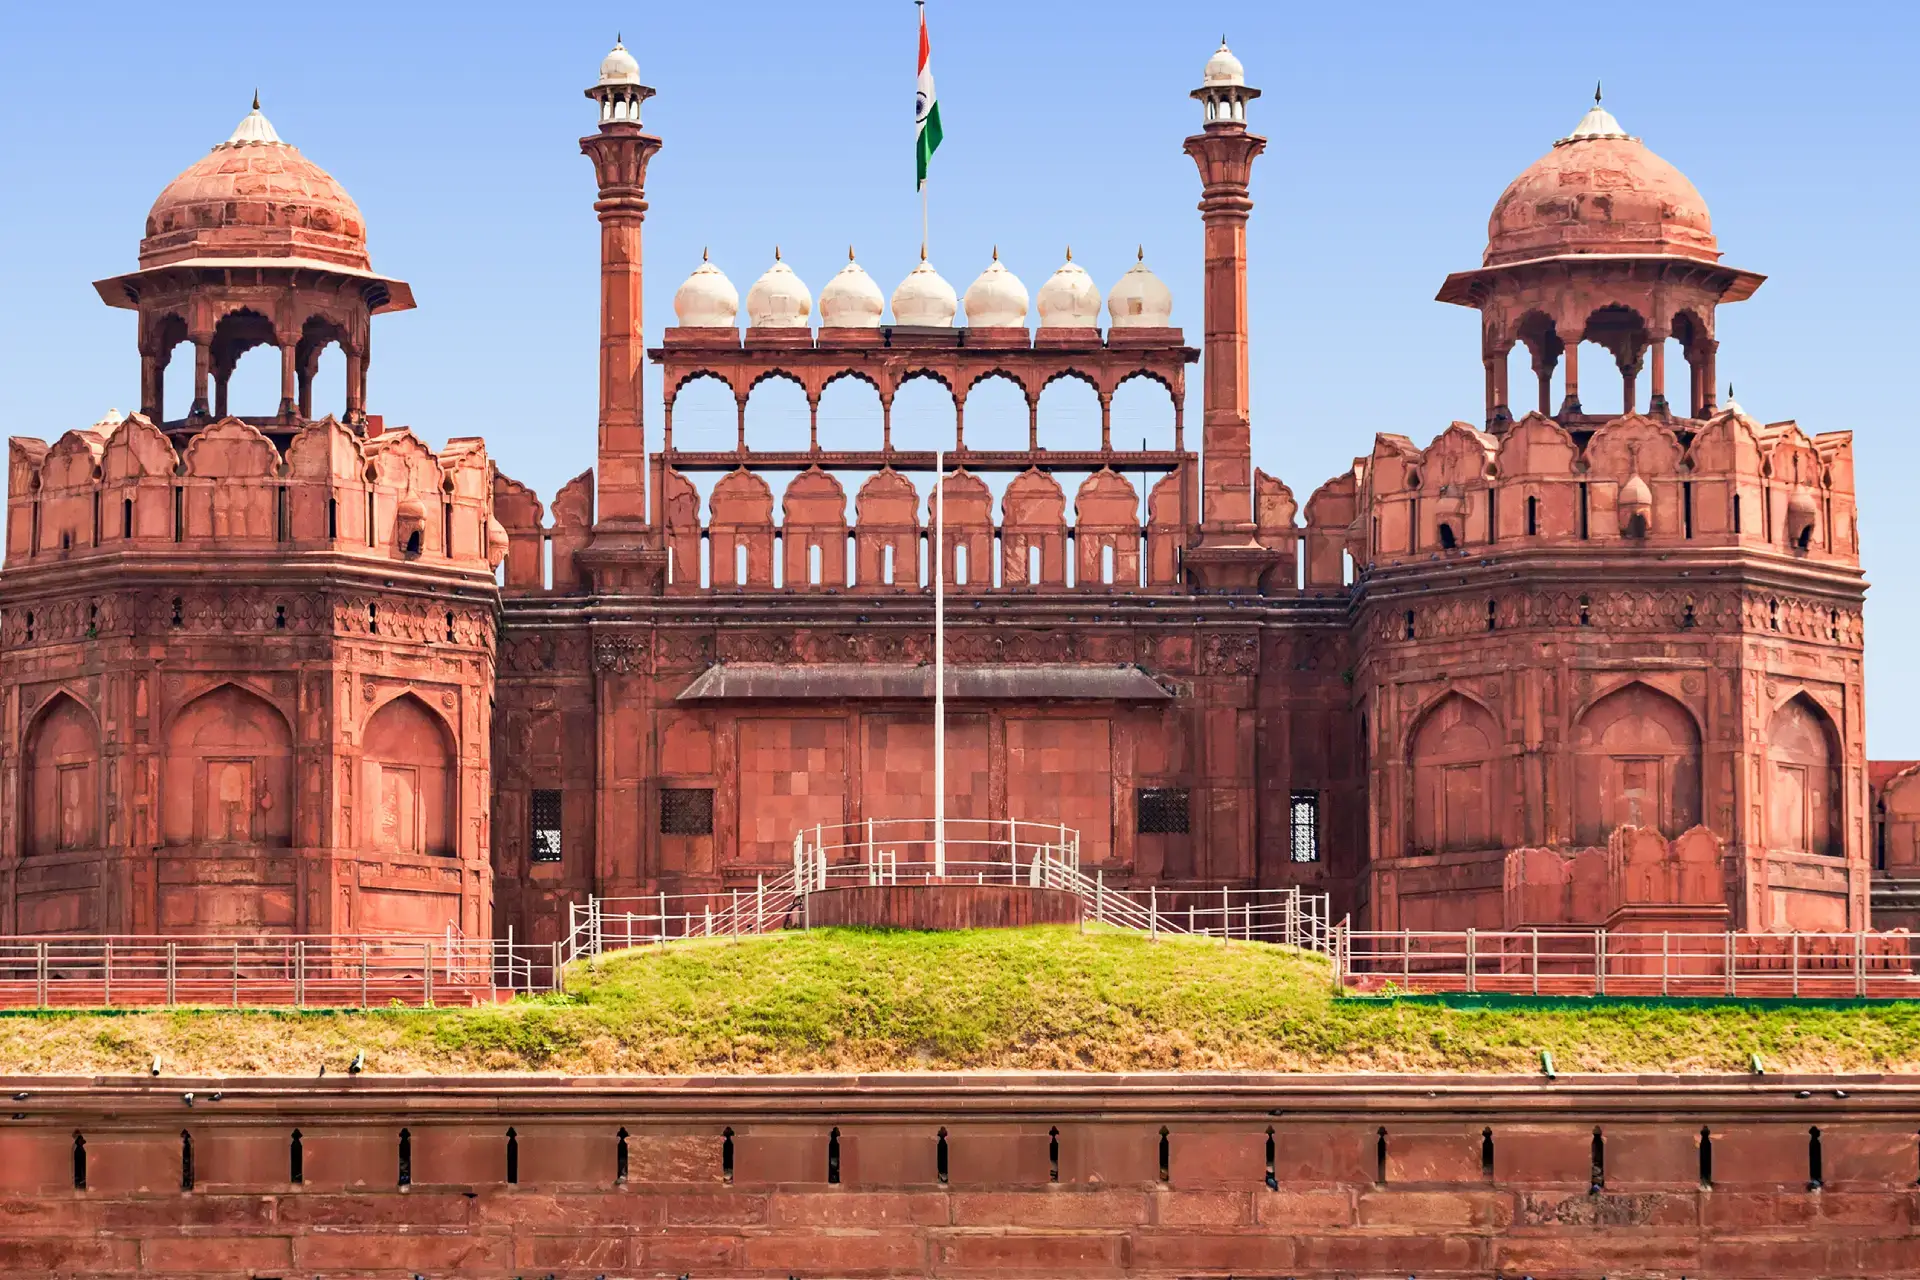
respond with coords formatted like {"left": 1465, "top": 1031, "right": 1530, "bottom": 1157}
{"left": 892, "top": 373, "right": 957, "bottom": 452}
{"left": 962, "top": 373, "right": 1030, "bottom": 453}
{"left": 162, "top": 684, "right": 295, "bottom": 848}
{"left": 1036, "top": 373, "right": 1102, "bottom": 453}
{"left": 296, "top": 317, "right": 350, "bottom": 421}
{"left": 1768, "top": 695, "right": 1842, "bottom": 856}
{"left": 743, "top": 372, "right": 808, "bottom": 452}
{"left": 209, "top": 309, "right": 283, "bottom": 419}
{"left": 1513, "top": 311, "right": 1562, "bottom": 417}
{"left": 1408, "top": 694, "right": 1504, "bottom": 854}
{"left": 363, "top": 694, "right": 457, "bottom": 857}
{"left": 667, "top": 373, "right": 738, "bottom": 452}
{"left": 1571, "top": 683, "right": 1702, "bottom": 844}
{"left": 1670, "top": 310, "right": 1715, "bottom": 419}
{"left": 160, "top": 328, "right": 197, "bottom": 424}
{"left": 25, "top": 693, "right": 99, "bottom": 855}
{"left": 816, "top": 374, "right": 881, "bottom": 453}
{"left": 1111, "top": 374, "right": 1177, "bottom": 453}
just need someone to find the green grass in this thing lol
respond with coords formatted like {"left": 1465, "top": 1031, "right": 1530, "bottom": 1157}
{"left": 2, "top": 926, "right": 1918, "bottom": 1076}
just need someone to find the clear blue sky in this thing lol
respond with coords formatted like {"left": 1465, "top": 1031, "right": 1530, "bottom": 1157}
{"left": 1, "top": 2, "right": 1914, "bottom": 751}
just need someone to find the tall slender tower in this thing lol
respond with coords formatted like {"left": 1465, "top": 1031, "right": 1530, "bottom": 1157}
{"left": 1183, "top": 41, "right": 1275, "bottom": 590}
{"left": 580, "top": 39, "right": 662, "bottom": 534}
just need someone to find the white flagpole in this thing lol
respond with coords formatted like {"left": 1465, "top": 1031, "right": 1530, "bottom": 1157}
{"left": 934, "top": 447, "right": 946, "bottom": 878}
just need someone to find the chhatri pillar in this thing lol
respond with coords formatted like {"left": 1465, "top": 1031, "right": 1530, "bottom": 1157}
{"left": 579, "top": 39, "right": 662, "bottom": 531}
{"left": 1182, "top": 42, "right": 1279, "bottom": 591}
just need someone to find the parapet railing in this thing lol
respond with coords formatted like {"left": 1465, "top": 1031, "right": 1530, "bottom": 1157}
{"left": 0, "top": 933, "right": 563, "bottom": 1010}
{"left": 567, "top": 815, "right": 1333, "bottom": 960}
{"left": 1334, "top": 927, "right": 1920, "bottom": 998}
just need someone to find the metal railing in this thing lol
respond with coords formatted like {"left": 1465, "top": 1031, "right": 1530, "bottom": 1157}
{"left": 0, "top": 934, "right": 562, "bottom": 1010}
{"left": 1334, "top": 926, "right": 1920, "bottom": 998}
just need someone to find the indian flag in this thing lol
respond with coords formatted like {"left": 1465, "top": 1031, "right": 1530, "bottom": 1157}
{"left": 915, "top": 6, "right": 943, "bottom": 189}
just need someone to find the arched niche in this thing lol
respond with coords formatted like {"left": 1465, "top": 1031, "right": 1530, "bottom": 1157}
{"left": 1571, "top": 682, "right": 1702, "bottom": 844}
{"left": 1767, "top": 694, "right": 1842, "bottom": 857}
{"left": 161, "top": 684, "right": 294, "bottom": 848}
{"left": 363, "top": 693, "right": 457, "bottom": 857}
{"left": 24, "top": 693, "right": 99, "bottom": 856}
{"left": 1407, "top": 693, "right": 1504, "bottom": 855}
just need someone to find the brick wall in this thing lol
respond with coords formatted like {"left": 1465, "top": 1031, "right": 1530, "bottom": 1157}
{"left": 1, "top": 1073, "right": 1916, "bottom": 1277}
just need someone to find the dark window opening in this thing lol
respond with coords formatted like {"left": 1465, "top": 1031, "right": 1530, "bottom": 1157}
{"left": 24, "top": 612, "right": 33, "bottom": 642}
{"left": 1683, "top": 480, "right": 1694, "bottom": 538}
{"left": 275, "top": 485, "right": 288, "bottom": 542}
{"left": 442, "top": 501, "right": 453, "bottom": 557}
{"left": 1438, "top": 521, "right": 1457, "bottom": 550}
{"left": 1683, "top": 600, "right": 1696, "bottom": 629}
{"left": 530, "top": 789, "right": 564, "bottom": 862}
{"left": 616, "top": 1128, "right": 629, "bottom": 1184}
{"left": 173, "top": 485, "right": 183, "bottom": 542}
{"left": 365, "top": 490, "right": 376, "bottom": 548}
{"left": 403, "top": 529, "right": 423, "bottom": 557}
{"left": 826, "top": 1127, "right": 841, "bottom": 1184}
{"left": 122, "top": 496, "right": 133, "bottom": 539}
{"left": 367, "top": 603, "right": 378, "bottom": 634}
{"left": 170, "top": 597, "right": 183, "bottom": 628}
{"left": 1376, "top": 1127, "right": 1388, "bottom": 1184}
{"left": 1487, "top": 599, "right": 1497, "bottom": 631}
{"left": 327, "top": 497, "right": 338, "bottom": 540}
{"left": 1481, "top": 1127, "right": 1494, "bottom": 1179}
{"left": 1048, "top": 1127, "right": 1060, "bottom": 1183}
{"left": 1404, "top": 609, "right": 1416, "bottom": 640}
{"left": 290, "top": 1129, "right": 304, "bottom": 1185}
{"left": 274, "top": 603, "right": 287, "bottom": 630}
{"left": 1486, "top": 489, "right": 1497, "bottom": 543}
{"left": 1808, "top": 1127, "right": 1823, "bottom": 1190}
{"left": 1733, "top": 494, "right": 1743, "bottom": 534}
{"left": 60, "top": 530, "right": 71, "bottom": 551}
{"left": 722, "top": 1127, "right": 735, "bottom": 1183}
{"left": 91, "top": 491, "right": 100, "bottom": 545}
{"left": 1578, "top": 481, "right": 1590, "bottom": 540}
{"left": 661, "top": 788, "right": 715, "bottom": 836}
{"left": 398, "top": 1128, "right": 412, "bottom": 1187}
{"left": 1796, "top": 524, "right": 1814, "bottom": 552}
{"left": 1265, "top": 1127, "right": 1278, "bottom": 1190}
{"left": 72, "top": 1134, "right": 86, "bottom": 1190}
{"left": 505, "top": 1128, "right": 518, "bottom": 1184}
{"left": 181, "top": 1130, "right": 194, "bottom": 1192}
{"left": 1137, "top": 788, "right": 1190, "bottom": 835}
{"left": 936, "top": 1128, "right": 949, "bottom": 1184}
{"left": 1289, "top": 791, "right": 1321, "bottom": 863}
{"left": 1157, "top": 1127, "right": 1170, "bottom": 1184}
{"left": 1699, "top": 1126, "right": 1714, "bottom": 1187}
{"left": 1589, "top": 1127, "right": 1605, "bottom": 1193}
{"left": 1578, "top": 595, "right": 1591, "bottom": 627}
{"left": 1769, "top": 598, "right": 1781, "bottom": 631}
{"left": 445, "top": 611, "right": 456, "bottom": 643}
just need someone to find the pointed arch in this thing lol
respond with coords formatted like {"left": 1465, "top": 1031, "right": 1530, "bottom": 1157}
{"left": 162, "top": 683, "right": 295, "bottom": 848}
{"left": 1571, "top": 681, "right": 1702, "bottom": 844}
{"left": 363, "top": 692, "right": 457, "bottom": 857}
{"left": 1768, "top": 693, "right": 1842, "bottom": 856}
{"left": 1407, "top": 692, "right": 1504, "bottom": 855}
{"left": 24, "top": 692, "right": 99, "bottom": 856}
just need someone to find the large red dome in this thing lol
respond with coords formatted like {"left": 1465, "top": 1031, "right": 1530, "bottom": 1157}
{"left": 1484, "top": 103, "right": 1717, "bottom": 268}
{"left": 139, "top": 106, "right": 370, "bottom": 272}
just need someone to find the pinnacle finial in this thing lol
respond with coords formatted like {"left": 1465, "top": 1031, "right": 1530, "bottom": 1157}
{"left": 774, "top": 245, "right": 781, "bottom": 261}
{"left": 920, "top": 241, "right": 927, "bottom": 262}
{"left": 702, "top": 246, "right": 709, "bottom": 262}
{"left": 616, "top": 30, "right": 622, "bottom": 45}
{"left": 1594, "top": 80, "right": 1603, "bottom": 105}
{"left": 991, "top": 245, "right": 999, "bottom": 261}
{"left": 1137, "top": 244, "right": 1144, "bottom": 262}
{"left": 848, "top": 244, "right": 856, "bottom": 261}
{"left": 252, "top": 89, "right": 260, "bottom": 111}
{"left": 1065, "top": 245, "right": 1073, "bottom": 262}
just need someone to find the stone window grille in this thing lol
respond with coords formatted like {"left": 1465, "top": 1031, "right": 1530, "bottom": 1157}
{"left": 1136, "top": 788, "right": 1190, "bottom": 835}
{"left": 1290, "top": 791, "right": 1321, "bottom": 863}
{"left": 529, "top": 789, "right": 563, "bottom": 862}
{"left": 661, "top": 787, "right": 716, "bottom": 836}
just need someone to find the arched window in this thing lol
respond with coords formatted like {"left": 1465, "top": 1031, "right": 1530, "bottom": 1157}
{"left": 1571, "top": 683, "right": 1703, "bottom": 844}
{"left": 1408, "top": 694, "right": 1504, "bottom": 854}
{"left": 363, "top": 694, "right": 457, "bottom": 857}
{"left": 25, "top": 694, "right": 99, "bottom": 855}
{"left": 162, "top": 684, "right": 295, "bottom": 848}
{"left": 1768, "top": 695, "right": 1842, "bottom": 856}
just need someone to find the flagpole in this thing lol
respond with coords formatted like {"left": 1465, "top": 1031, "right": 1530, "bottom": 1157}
{"left": 917, "top": 0, "right": 928, "bottom": 258}
{"left": 934, "top": 446, "right": 946, "bottom": 879}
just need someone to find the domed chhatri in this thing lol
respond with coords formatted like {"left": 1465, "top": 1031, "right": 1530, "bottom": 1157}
{"left": 673, "top": 251, "right": 739, "bottom": 328}
{"left": 1485, "top": 91, "right": 1717, "bottom": 267}
{"left": 891, "top": 254, "right": 958, "bottom": 327}
{"left": 141, "top": 101, "right": 370, "bottom": 273}
{"left": 598, "top": 36, "right": 641, "bottom": 86}
{"left": 1108, "top": 248, "right": 1173, "bottom": 328}
{"left": 819, "top": 249, "right": 885, "bottom": 328}
{"left": 962, "top": 250, "right": 1029, "bottom": 328}
{"left": 1036, "top": 251, "right": 1101, "bottom": 328}
{"left": 745, "top": 250, "right": 812, "bottom": 328}
{"left": 1201, "top": 38, "right": 1245, "bottom": 87}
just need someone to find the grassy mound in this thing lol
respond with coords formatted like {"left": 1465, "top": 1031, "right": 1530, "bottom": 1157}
{"left": 2, "top": 926, "right": 1918, "bottom": 1076}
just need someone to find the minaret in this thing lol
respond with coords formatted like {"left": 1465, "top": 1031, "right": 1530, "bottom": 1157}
{"left": 580, "top": 38, "right": 661, "bottom": 528}
{"left": 1183, "top": 40, "right": 1274, "bottom": 590}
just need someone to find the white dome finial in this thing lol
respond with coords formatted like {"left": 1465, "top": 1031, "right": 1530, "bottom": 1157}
{"left": 674, "top": 254, "right": 739, "bottom": 328}
{"left": 963, "top": 252, "right": 1029, "bottom": 328}
{"left": 1108, "top": 250, "right": 1173, "bottom": 329}
{"left": 1037, "top": 252, "right": 1101, "bottom": 329}
{"left": 820, "top": 251, "right": 885, "bottom": 328}
{"left": 745, "top": 252, "right": 812, "bottom": 328}
{"left": 892, "top": 258, "right": 958, "bottom": 327}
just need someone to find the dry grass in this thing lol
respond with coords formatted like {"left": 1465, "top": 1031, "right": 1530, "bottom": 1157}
{"left": 1, "top": 926, "right": 1917, "bottom": 1077}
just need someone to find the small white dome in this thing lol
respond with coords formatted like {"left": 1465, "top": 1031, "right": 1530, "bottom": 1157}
{"left": 819, "top": 252, "right": 885, "bottom": 328}
{"left": 1107, "top": 250, "right": 1173, "bottom": 328}
{"left": 673, "top": 253, "right": 739, "bottom": 328}
{"left": 226, "top": 100, "right": 283, "bottom": 148}
{"left": 963, "top": 251, "right": 1029, "bottom": 327}
{"left": 1202, "top": 40, "right": 1245, "bottom": 87}
{"left": 891, "top": 257, "right": 958, "bottom": 327}
{"left": 745, "top": 251, "right": 812, "bottom": 328}
{"left": 599, "top": 39, "right": 641, "bottom": 87}
{"left": 1036, "top": 252, "right": 1101, "bottom": 328}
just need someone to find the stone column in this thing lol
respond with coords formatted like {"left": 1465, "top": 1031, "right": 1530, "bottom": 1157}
{"left": 580, "top": 120, "right": 663, "bottom": 528}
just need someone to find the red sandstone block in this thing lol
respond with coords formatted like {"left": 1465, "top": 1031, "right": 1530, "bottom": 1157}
{"left": 1272, "top": 1124, "right": 1375, "bottom": 1185}
{"left": 475, "top": 1189, "right": 661, "bottom": 1227}
{"left": 1152, "top": 1188, "right": 1250, "bottom": 1226}
{"left": 297, "top": 1128, "right": 401, "bottom": 1190}
{"left": 1605, "top": 1123, "right": 1708, "bottom": 1190}
{"left": 1385, "top": 1126, "right": 1482, "bottom": 1184}
{"left": 293, "top": 1230, "right": 511, "bottom": 1271}
{"left": 1490, "top": 1124, "right": 1596, "bottom": 1187}
{"left": 85, "top": 1132, "right": 187, "bottom": 1194}
{"left": 949, "top": 1188, "right": 1149, "bottom": 1228}
{"left": 194, "top": 1128, "right": 292, "bottom": 1190}
{"left": 1512, "top": 1188, "right": 1700, "bottom": 1229}
{"left": 1711, "top": 1124, "right": 1823, "bottom": 1189}
{"left": 139, "top": 1234, "right": 292, "bottom": 1273}
{"left": 518, "top": 1231, "right": 631, "bottom": 1270}
{"left": 1291, "top": 1231, "right": 1489, "bottom": 1273}
{"left": 768, "top": 1190, "right": 948, "bottom": 1227}
{"left": 1700, "top": 1236, "right": 1855, "bottom": 1276}
{"left": 1252, "top": 1187, "right": 1356, "bottom": 1228}
{"left": 1168, "top": 1129, "right": 1265, "bottom": 1188}
{"left": 734, "top": 1129, "right": 827, "bottom": 1185}
{"left": 628, "top": 1130, "right": 724, "bottom": 1183}
{"left": 1827, "top": 1126, "right": 1920, "bottom": 1189}
{"left": 932, "top": 1229, "right": 1125, "bottom": 1271}
{"left": 1706, "top": 1188, "right": 1911, "bottom": 1232}
{"left": 0, "top": 1133, "right": 76, "bottom": 1193}
{"left": 0, "top": 1196, "right": 95, "bottom": 1231}
{"left": 1129, "top": 1230, "right": 1295, "bottom": 1273}
{"left": 410, "top": 1123, "right": 509, "bottom": 1187}
{"left": 94, "top": 1194, "right": 274, "bottom": 1230}
{"left": 1859, "top": 1234, "right": 1920, "bottom": 1270}
{"left": 741, "top": 1227, "right": 925, "bottom": 1273}
{"left": 843, "top": 1124, "right": 939, "bottom": 1186}
{"left": 0, "top": 1236, "right": 138, "bottom": 1272}
{"left": 639, "top": 1231, "right": 746, "bottom": 1271}
{"left": 1058, "top": 1123, "right": 1160, "bottom": 1186}
{"left": 1358, "top": 1187, "right": 1514, "bottom": 1229}
{"left": 1497, "top": 1234, "right": 1704, "bottom": 1273}
{"left": 946, "top": 1123, "right": 1052, "bottom": 1186}
{"left": 658, "top": 1189, "right": 771, "bottom": 1224}
{"left": 511, "top": 1122, "right": 616, "bottom": 1186}
{"left": 275, "top": 1190, "right": 472, "bottom": 1226}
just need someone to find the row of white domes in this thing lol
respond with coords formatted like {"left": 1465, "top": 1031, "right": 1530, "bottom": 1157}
{"left": 674, "top": 249, "right": 1174, "bottom": 330}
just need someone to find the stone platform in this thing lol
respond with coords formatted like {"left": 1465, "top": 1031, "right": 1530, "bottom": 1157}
{"left": 804, "top": 882, "right": 1082, "bottom": 930}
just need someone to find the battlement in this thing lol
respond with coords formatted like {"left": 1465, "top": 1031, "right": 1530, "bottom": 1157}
{"left": 5, "top": 414, "right": 507, "bottom": 578}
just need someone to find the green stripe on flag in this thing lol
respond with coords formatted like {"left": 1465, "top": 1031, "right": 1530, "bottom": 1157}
{"left": 917, "top": 102, "right": 943, "bottom": 189}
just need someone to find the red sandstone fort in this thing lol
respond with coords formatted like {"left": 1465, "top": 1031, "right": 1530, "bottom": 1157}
{"left": 4, "top": 35, "right": 1916, "bottom": 952}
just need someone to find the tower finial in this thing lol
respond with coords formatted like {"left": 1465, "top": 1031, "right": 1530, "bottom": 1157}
{"left": 1137, "top": 244, "right": 1145, "bottom": 262}
{"left": 848, "top": 244, "right": 855, "bottom": 261}
{"left": 1065, "top": 245, "right": 1073, "bottom": 262}
{"left": 774, "top": 245, "right": 781, "bottom": 261}
{"left": 702, "top": 246, "right": 709, "bottom": 262}
{"left": 920, "top": 241, "right": 928, "bottom": 262}
{"left": 991, "top": 245, "right": 998, "bottom": 261}
{"left": 252, "top": 88, "right": 259, "bottom": 111}
{"left": 616, "top": 30, "right": 622, "bottom": 45}
{"left": 1594, "top": 79, "right": 1603, "bottom": 105}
